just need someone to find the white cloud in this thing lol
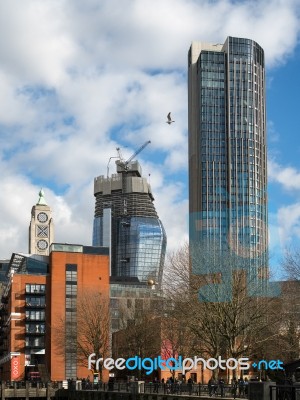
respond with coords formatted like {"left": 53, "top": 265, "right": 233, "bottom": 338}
{"left": 268, "top": 159, "right": 300, "bottom": 264}
{"left": 277, "top": 203, "right": 300, "bottom": 245}
{"left": 1, "top": 0, "right": 300, "bottom": 260}
{"left": 269, "top": 159, "right": 300, "bottom": 191}
{"left": 218, "top": 0, "right": 300, "bottom": 67}
{"left": 0, "top": 1, "right": 76, "bottom": 85}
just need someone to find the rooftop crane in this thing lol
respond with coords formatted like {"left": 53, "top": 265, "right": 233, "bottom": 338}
{"left": 118, "top": 140, "right": 151, "bottom": 171}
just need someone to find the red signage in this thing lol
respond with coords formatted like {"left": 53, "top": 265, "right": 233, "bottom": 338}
{"left": 11, "top": 356, "right": 20, "bottom": 380}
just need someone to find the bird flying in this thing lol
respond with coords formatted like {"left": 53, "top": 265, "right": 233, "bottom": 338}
{"left": 166, "top": 112, "right": 175, "bottom": 124}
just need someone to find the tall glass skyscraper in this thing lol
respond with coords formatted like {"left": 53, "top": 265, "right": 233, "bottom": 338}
{"left": 188, "top": 36, "right": 274, "bottom": 299}
{"left": 93, "top": 159, "right": 166, "bottom": 287}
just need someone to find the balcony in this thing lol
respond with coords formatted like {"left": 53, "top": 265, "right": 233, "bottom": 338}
{"left": 25, "top": 342, "right": 45, "bottom": 349}
{"left": 25, "top": 317, "right": 45, "bottom": 322}
{"left": 25, "top": 330, "right": 45, "bottom": 335}
{"left": 25, "top": 302, "right": 46, "bottom": 309}
{"left": 26, "top": 324, "right": 45, "bottom": 335}
{"left": 25, "top": 344, "right": 45, "bottom": 349}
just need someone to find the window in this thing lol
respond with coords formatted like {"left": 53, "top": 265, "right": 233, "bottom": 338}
{"left": 25, "top": 284, "right": 46, "bottom": 294}
{"left": 25, "top": 296, "right": 45, "bottom": 307}
{"left": 65, "top": 264, "right": 77, "bottom": 379}
{"left": 25, "top": 311, "right": 45, "bottom": 320}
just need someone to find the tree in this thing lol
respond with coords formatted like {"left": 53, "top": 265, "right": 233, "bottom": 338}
{"left": 163, "top": 242, "right": 281, "bottom": 379}
{"left": 53, "top": 290, "right": 110, "bottom": 381}
{"left": 76, "top": 291, "right": 110, "bottom": 380}
{"left": 279, "top": 248, "right": 300, "bottom": 362}
{"left": 282, "top": 247, "right": 300, "bottom": 281}
{"left": 272, "top": 280, "right": 300, "bottom": 363}
{"left": 113, "top": 306, "right": 161, "bottom": 379}
{"left": 163, "top": 243, "right": 226, "bottom": 378}
{"left": 160, "top": 310, "right": 194, "bottom": 379}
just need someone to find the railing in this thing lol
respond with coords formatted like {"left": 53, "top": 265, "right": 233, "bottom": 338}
{"left": 1, "top": 381, "right": 55, "bottom": 389}
{"left": 75, "top": 381, "right": 249, "bottom": 397}
{"left": 9, "top": 380, "right": 300, "bottom": 399}
{"left": 0, "top": 381, "right": 59, "bottom": 399}
{"left": 269, "top": 385, "right": 300, "bottom": 400}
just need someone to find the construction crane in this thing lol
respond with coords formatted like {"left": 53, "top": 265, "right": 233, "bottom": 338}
{"left": 117, "top": 140, "right": 151, "bottom": 172}
{"left": 116, "top": 147, "right": 124, "bottom": 163}
{"left": 125, "top": 140, "right": 151, "bottom": 167}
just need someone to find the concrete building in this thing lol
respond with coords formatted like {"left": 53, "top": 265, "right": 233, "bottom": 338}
{"left": 110, "top": 282, "right": 164, "bottom": 331}
{"left": 93, "top": 159, "right": 166, "bottom": 286}
{"left": 188, "top": 36, "right": 275, "bottom": 299}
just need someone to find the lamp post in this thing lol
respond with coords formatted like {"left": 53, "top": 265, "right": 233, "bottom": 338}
{"left": 147, "top": 279, "right": 157, "bottom": 290}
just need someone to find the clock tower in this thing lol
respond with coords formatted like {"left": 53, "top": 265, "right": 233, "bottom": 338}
{"left": 29, "top": 189, "right": 54, "bottom": 256}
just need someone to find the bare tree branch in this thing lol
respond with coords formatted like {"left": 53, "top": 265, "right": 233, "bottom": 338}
{"left": 52, "top": 289, "right": 110, "bottom": 380}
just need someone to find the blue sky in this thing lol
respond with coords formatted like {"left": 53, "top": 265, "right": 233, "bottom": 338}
{"left": 0, "top": 0, "right": 300, "bottom": 280}
{"left": 267, "top": 41, "right": 300, "bottom": 277}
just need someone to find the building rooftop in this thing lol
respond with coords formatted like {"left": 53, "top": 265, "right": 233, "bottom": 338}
{"left": 50, "top": 243, "right": 109, "bottom": 255}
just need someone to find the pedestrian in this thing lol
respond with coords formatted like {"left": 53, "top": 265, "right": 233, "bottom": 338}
{"left": 208, "top": 377, "right": 213, "bottom": 397}
{"left": 244, "top": 378, "right": 249, "bottom": 396}
{"left": 208, "top": 377, "right": 217, "bottom": 397}
{"left": 219, "top": 378, "right": 225, "bottom": 397}
{"left": 238, "top": 378, "right": 245, "bottom": 397}
{"left": 188, "top": 377, "right": 193, "bottom": 395}
{"left": 153, "top": 377, "right": 159, "bottom": 393}
{"left": 231, "top": 378, "right": 238, "bottom": 399}
{"left": 166, "top": 377, "right": 171, "bottom": 394}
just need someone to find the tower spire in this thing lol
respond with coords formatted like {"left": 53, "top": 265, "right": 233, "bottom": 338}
{"left": 29, "top": 189, "right": 54, "bottom": 255}
{"left": 36, "top": 188, "right": 47, "bottom": 206}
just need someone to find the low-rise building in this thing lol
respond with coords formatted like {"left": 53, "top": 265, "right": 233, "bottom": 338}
{"left": 0, "top": 244, "right": 110, "bottom": 382}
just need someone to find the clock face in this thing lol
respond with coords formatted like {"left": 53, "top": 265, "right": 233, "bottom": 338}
{"left": 37, "top": 212, "right": 48, "bottom": 223}
{"left": 37, "top": 239, "right": 48, "bottom": 250}
{"left": 37, "top": 225, "right": 48, "bottom": 238}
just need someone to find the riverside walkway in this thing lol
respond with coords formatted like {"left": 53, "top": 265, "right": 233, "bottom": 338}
{"left": 1, "top": 380, "right": 295, "bottom": 400}
{"left": 0, "top": 381, "right": 57, "bottom": 399}
{"left": 0, "top": 381, "right": 243, "bottom": 400}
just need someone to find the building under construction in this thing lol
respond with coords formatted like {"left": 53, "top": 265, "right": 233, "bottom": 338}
{"left": 92, "top": 150, "right": 166, "bottom": 287}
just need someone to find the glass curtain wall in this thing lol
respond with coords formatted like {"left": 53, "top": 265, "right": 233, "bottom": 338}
{"left": 189, "top": 37, "right": 271, "bottom": 299}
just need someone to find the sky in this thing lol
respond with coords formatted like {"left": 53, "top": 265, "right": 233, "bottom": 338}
{"left": 0, "top": 0, "right": 300, "bottom": 279}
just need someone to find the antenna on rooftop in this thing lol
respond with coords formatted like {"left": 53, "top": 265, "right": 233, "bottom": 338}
{"left": 106, "top": 149, "right": 120, "bottom": 178}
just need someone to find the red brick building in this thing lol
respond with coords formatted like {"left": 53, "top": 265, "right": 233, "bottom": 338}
{"left": 0, "top": 244, "right": 110, "bottom": 382}
{"left": 47, "top": 244, "right": 110, "bottom": 381}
